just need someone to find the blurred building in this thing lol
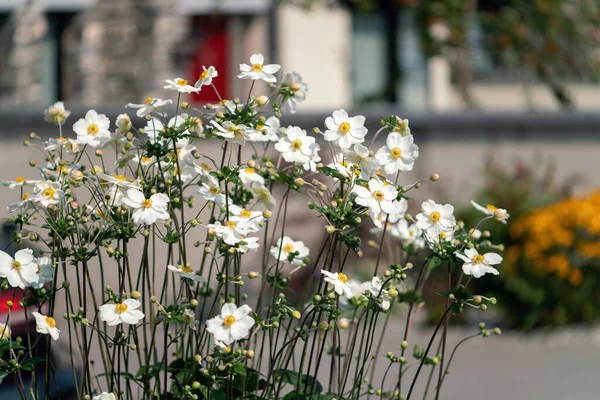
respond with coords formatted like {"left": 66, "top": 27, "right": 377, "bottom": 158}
{"left": 0, "top": 0, "right": 599, "bottom": 111}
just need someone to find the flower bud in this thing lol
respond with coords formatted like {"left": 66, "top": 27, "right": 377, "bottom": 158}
{"left": 294, "top": 177, "right": 305, "bottom": 186}
{"left": 131, "top": 290, "right": 141, "bottom": 299}
{"left": 469, "top": 229, "right": 482, "bottom": 240}
{"left": 181, "top": 101, "right": 189, "bottom": 110}
{"left": 338, "top": 318, "right": 350, "bottom": 329}
{"left": 190, "top": 299, "right": 198, "bottom": 308}
{"left": 430, "top": 173, "right": 440, "bottom": 181}
{"left": 29, "top": 160, "right": 37, "bottom": 167}
{"left": 292, "top": 310, "right": 301, "bottom": 319}
{"left": 389, "top": 288, "right": 398, "bottom": 298}
{"left": 472, "top": 295, "right": 482, "bottom": 305}
{"left": 493, "top": 327, "right": 502, "bottom": 335}
{"left": 256, "top": 95, "right": 269, "bottom": 106}
{"left": 248, "top": 271, "right": 259, "bottom": 279}
{"left": 262, "top": 210, "right": 272, "bottom": 219}
{"left": 95, "top": 149, "right": 103, "bottom": 157}
{"left": 318, "top": 321, "right": 329, "bottom": 331}
{"left": 246, "top": 349, "right": 255, "bottom": 358}
{"left": 325, "top": 225, "right": 336, "bottom": 234}
{"left": 401, "top": 340, "right": 408, "bottom": 349}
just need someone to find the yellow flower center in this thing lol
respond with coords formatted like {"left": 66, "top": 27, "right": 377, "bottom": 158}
{"left": 201, "top": 163, "right": 211, "bottom": 171}
{"left": 223, "top": 315, "right": 236, "bottom": 326}
{"left": 45, "top": 317, "right": 57, "bottom": 328}
{"left": 12, "top": 261, "right": 21, "bottom": 271}
{"left": 58, "top": 137, "right": 68, "bottom": 142}
{"left": 144, "top": 97, "right": 154, "bottom": 104}
{"left": 472, "top": 254, "right": 485, "bottom": 264}
{"left": 245, "top": 167, "right": 255, "bottom": 174}
{"left": 486, "top": 204, "right": 497, "bottom": 211}
{"left": 373, "top": 190, "right": 384, "bottom": 201}
{"left": 199, "top": 70, "right": 209, "bottom": 80}
{"left": 283, "top": 243, "right": 294, "bottom": 253}
{"left": 226, "top": 220, "right": 237, "bottom": 228}
{"left": 339, "top": 122, "right": 351, "bottom": 134}
{"left": 252, "top": 64, "right": 263, "bottom": 71}
{"left": 429, "top": 211, "right": 441, "bottom": 222}
{"left": 290, "top": 83, "right": 301, "bottom": 92}
{"left": 439, "top": 232, "right": 447, "bottom": 239}
{"left": 337, "top": 272, "right": 349, "bottom": 283}
{"left": 256, "top": 124, "right": 265, "bottom": 131}
{"left": 390, "top": 147, "right": 402, "bottom": 159}
{"left": 240, "top": 209, "right": 252, "bottom": 218}
{"left": 43, "top": 187, "right": 55, "bottom": 198}
{"left": 15, "top": 176, "right": 26, "bottom": 183}
{"left": 291, "top": 139, "right": 303, "bottom": 150}
{"left": 209, "top": 186, "right": 220, "bottom": 195}
{"left": 115, "top": 303, "right": 128, "bottom": 313}
{"left": 113, "top": 174, "right": 127, "bottom": 181}
{"left": 180, "top": 265, "right": 194, "bottom": 274}
{"left": 22, "top": 192, "right": 31, "bottom": 201}
{"left": 141, "top": 157, "right": 153, "bottom": 164}
{"left": 176, "top": 78, "right": 188, "bottom": 86}
{"left": 87, "top": 123, "right": 99, "bottom": 135}
{"left": 142, "top": 199, "right": 152, "bottom": 209}
{"left": 339, "top": 160, "right": 349, "bottom": 167}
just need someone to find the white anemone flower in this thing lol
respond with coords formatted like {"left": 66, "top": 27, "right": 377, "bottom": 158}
{"left": 93, "top": 393, "right": 116, "bottom": 400}
{"left": 239, "top": 166, "right": 265, "bottom": 186}
{"left": 2, "top": 176, "right": 34, "bottom": 189}
{"left": 115, "top": 113, "right": 132, "bottom": 135}
{"left": 392, "top": 220, "right": 426, "bottom": 250}
{"left": 229, "top": 204, "right": 263, "bottom": 232}
{"left": 44, "top": 101, "right": 71, "bottom": 125}
{"left": 32, "top": 312, "right": 60, "bottom": 340}
{"left": 0, "top": 322, "right": 10, "bottom": 340}
{"left": 372, "top": 198, "right": 408, "bottom": 230}
{"left": 31, "top": 256, "right": 54, "bottom": 289}
{"left": 205, "top": 303, "right": 255, "bottom": 345}
{"left": 415, "top": 200, "right": 456, "bottom": 238}
{"left": 471, "top": 200, "right": 510, "bottom": 224}
{"left": 210, "top": 120, "right": 247, "bottom": 144}
{"left": 369, "top": 277, "right": 391, "bottom": 310}
{"left": 342, "top": 280, "right": 371, "bottom": 305}
{"left": 197, "top": 183, "right": 231, "bottom": 207}
{"left": 274, "top": 126, "right": 318, "bottom": 164}
{"left": 324, "top": 109, "right": 368, "bottom": 150}
{"left": 167, "top": 264, "right": 206, "bottom": 282}
{"left": 375, "top": 133, "right": 419, "bottom": 175}
{"left": 352, "top": 178, "right": 398, "bottom": 218}
{"left": 455, "top": 248, "right": 502, "bottom": 278}
{"left": 238, "top": 53, "right": 280, "bottom": 82}
{"left": 346, "top": 144, "right": 377, "bottom": 179}
{"left": 126, "top": 97, "right": 172, "bottom": 118}
{"left": 208, "top": 220, "right": 251, "bottom": 246}
{"left": 8, "top": 191, "right": 35, "bottom": 213}
{"left": 99, "top": 299, "right": 144, "bottom": 326}
{"left": 164, "top": 77, "right": 200, "bottom": 93}
{"left": 237, "top": 237, "right": 260, "bottom": 253}
{"left": 0, "top": 249, "right": 39, "bottom": 289}
{"left": 251, "top": 183, "right": 276, "bottom": 209}
{"left": 73, "top": 110, "right": 112, "bottom": 148}
{"left": 195, "top": 66, "right": 218, "bottom": 88}
{"left": 143, "top": 117, "right": 190, "bottom": 148}
{"left": 271, "top": 236, "right": 309, "bottom": 265}
{"left": 321, "top": 270, "right": 353, "bottom": 297}
{"left": 280, "top": 71, "right": 308, "bottom": 113}
{"left": 247, "top": 116, "right": 280, "bottom": 142}
{"left": 122, "top": 189, "right": 170, "bottom": 225}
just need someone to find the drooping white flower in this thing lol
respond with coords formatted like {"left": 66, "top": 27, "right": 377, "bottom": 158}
{"left": 122, "top": 189, "right": 170, "bottom": 225}
{"left": 92, "top": 392, "right": 116, "bottom": 400}
{"left": 372, "top": 198, "right": 408, "bottom": 229}
{"left": 375, "top": 133, "right": 419, "bottom": 175}
{"left": 352, "top": 178, "right": 398, "bottom": 218}
{"left": 251, "top": 183, "right": 276, "bottom": 209}
{"left": 205, "top": 303, "right": 255, "bottom": 345}
{"left": 0, "top": 249, "right": 39, "bottom": 289}
{"left": 8, "top": 191, "right": 35, "bottom": 213}
{"left": 183, "top": 309, "right": 199, "bottom": 330}
{"left": 236, "top": 236, "right": 260, "bottom": 253}
{"left": 208, "top": 220, "right": 251, "bottom": 246}
{"left": 321, "top": 270, "right": 353, "bottom": 297}
{"left": 247, "top": 116, "right": 280, "bottom": 142}
{"left": 99, "top": 299, "right": 144, "bottom": 326}
{"left": 164, "top": 77, "right": 200, "bottom": 93}
{"left": 471, "top": 201, "right": 510, "bottom": 224}
{"left": 455, "top": 248, "right": 502, "bottom": 278}
{"left": 425, "top": 228, "right": 454, "bottom": 249}
{"left": 115, "top": 113, "right": 132, "bottom": 135}
{"left": 271, "top": 236, "right": 309, "bottom": 265}
{"left": 126, "top": 97, "right": 172, "bottom": 118}
{"left": 32, "top": 312, "right": 60, "bottom": 340}
{"left": 346, "top": 144, "right": 377, "bottom": 179}
{"left": 195, "top": 66, "right": 218, "bottom": 88}
{"left": 324, "top": 109, "right": 368, "bottom": 150}
{"left": 73, "top": 110, "right": 112, "bottom": 148}
{"left": 239, "top": 166, "right": 265, "bottom": 186}
{"left": 44, "top": 101, "right": 71, "bottom": 125}
{"left": 229, "top": 204, "right": 263, "bottom": 232}
{"left": 280, "top": 71, "right": 308, "bottom": 113}
{"left": 342, "top": 280, "right": 371, "bottom": 305}
{"left": 274, "top": 126, "right": 318, "bottom": 164}
{"left": 238, "top": 53, "right": 280, "bottom": 82}
{"left": 197, "top": 183, "right": 231, "bottom": 207}
{"left": 415, "top": 200, "right": 456, "bottom": 238}
{"left": 210, "top": 120, "right": 248, "bottom": 144}
{"left": 369, "top": 277, "right": 391, "bottom": 310}
{"left": 167, "top": 264, "right": 206, "bottom": 282}
{"left": 98, "top": 173, "right": 141, "bottom": 207}
{"left": 31, "top": 256, "right": 54, "bottom": 289}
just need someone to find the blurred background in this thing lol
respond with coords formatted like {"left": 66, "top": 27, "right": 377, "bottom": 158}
{"left": 1, "top": 0, "right": 600, "bottom": 398}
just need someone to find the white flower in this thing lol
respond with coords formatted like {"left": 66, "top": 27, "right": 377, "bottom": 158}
{"left": 98, "top": 173, "right": 140, "bottom": 207}
{"left": 73, "top": 110, "right": 112, "bottom": 148}
{"left": 31, "top": 256, "right": 54, "bottom": 289}
{"left": 2, "top": 176, "right": 34, "bottom": 189}
{"left": 164, "top": 77, "right": 200, "bottom": 93}
{"left": 93, "top": 392, "right": 116, "bottom": 400}
{"left": 229, "top": 204, "right": 263, "bottom": 232}
{"left": 471, "top": 200, "right": 510, "bottom": 224}
{"left": 280, "top": 71, "right": 308, "bottom": 113}
{"left": 208, "top": 220, "right": 251, "bottom": 246}
{"left": 247, "top": 116, "right": 280, "bottom": 142}
{"left": 167, "top": 264, "right": 206, "bottom": 282}
{"left": 0, "top": 322, "right": 10, "bottom": 340}
{"left": 210, "top": 120, "right": 247, "bottom": 144}
{"left": 251, "top": 183, "right": 276, "bottom": 209}
{"left": 214, "top": 340, "right": 232, "bottom": 352}
{"left": 321, "top": 270, "right": 353, "bottom": 297}
{"left": 455, "top": 248, "right": 502, "bottom": 278}
{"left": 369, "top": 277, "right": 391, "bottom": 310}
{"left": 392, "top": 117, "right": 411, "bottom": 136}
{"left": 392, "top": 220, "right": 425, "bottom": 250}
{"left": 352, "top": 178, "right": 398, "bottom": 218}
{"left": 415, "top": 200, "right": 456, "bottom": 238}
{"left": 32, "top": 312, "right": 60, "bottom": 341}
{"left": 324, "top": 109, "right": 368, "bottom": 150}
{"left": 195, "top": 66, "right": 218, "bottom": 88}
{"left": 342, "top": 280, "right": 371, "bottom": 304}
{"left": 271, "top": 236, "right": 310, "bottom": 265}
{"left": 239, "top": 166, "right": 265, "bottom": 186}
{"left": 374, "top": 133, "right": 419, "bottom": 175}
{"left": 126, "top": 97, "right": 172, "bottom": 118}
{"left": 274, "top": 126, "right": 318, "bottom": 164}
{"left": 372, "top": 198, "right": 408, "bottom": 229}
{"left": 346, "top": 144, "right": 377, "bottom": 179}
{"left": 99, "top": 299, "right": 144, "bottom": 326}
{"left": 122, "top": 189, "right": 170, "bottom": 225}
{"left": 0, "top": 249, "right": 39, "bottom": 289}
{"left": 425, "top": 228, "right": 454, "bottom": 248}
{"left": 115, "top": 113, "right": 132, "bottom": 135}
{"left": 44, "top": 101, "right": 70, "bottom": 125}
{"left": 183, "top": 309, "right": 198, "bottom": 330}
{"left": 144, "top": 117, "right": 190, "bottom": 147}
{"left": 197, "top": 183, "right": 231, "bottom": 207}
{"left": 238, "top": 53, "right": 280, "bottom": 82}
{"left": 205, "top": 303, "right": 255, "bottom": 345}
{"left": 237, "top": 237, "right": 260, "bottom": 253}
{"left": 328, "top": 153, "right": 353, "bottom": 180}
{"left": 8, "top": 191, "right": 35, "bottom": 213}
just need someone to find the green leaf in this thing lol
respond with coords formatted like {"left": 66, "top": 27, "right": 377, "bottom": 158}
{"left": 427, "top": 255, "right": 444, "bottom": 271}
{"left": 274, "top": 369, "right": 322, "bottom": 393}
